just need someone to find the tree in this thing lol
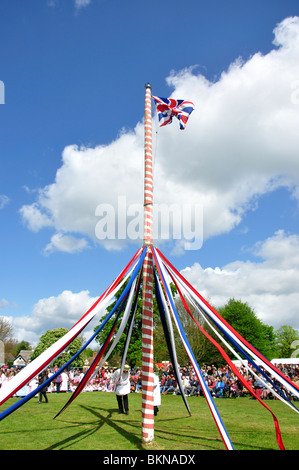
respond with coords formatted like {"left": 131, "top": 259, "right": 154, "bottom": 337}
{"left": 15, "top": 340, "right": 32, "bottom": 357}
{"left": 153, "top": 322, "right": 171, "bottom": 363}
{"left": 0, "top": 317, "right": 14, "bottom": 343}
{"left": 0, "top": 317, "right": 18, "bottom": 364}
{"left": 218, "top": 298, "right": 276, "bottom": 360}
{"left": 174, "top": 296, "right": 207, "bottom": 365}
{"left": 274, "top": 325, "right": 299, "bottom": 358}
{"left": 31, "top": 328, "right": 84, "bottom": 368}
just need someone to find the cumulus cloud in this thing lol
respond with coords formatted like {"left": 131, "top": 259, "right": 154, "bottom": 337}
{"left": 181, "top": 230, "right": 299, "bottom": 330}
{"left": 11, "top": 290, "right": 99, "bottom": 346}
{"left": 43, "top": 232, "right": 89, "bottom": 255}
{"left": 19, "top": 16, "right": 299, "bottom": 254}
{"left": 20, "top": 201, "right": 53, "bottom": 232}
{"left": 20, "top": 130, "right": 144, "bottom": 251}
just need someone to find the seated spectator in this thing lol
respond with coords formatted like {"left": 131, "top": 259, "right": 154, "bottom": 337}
{"left": 162, "top": 375, "right": 177, "bottom": 395}
{"left": 175, "top": 375, "right": 193, "bottom": 396}
{"left": 189, "top": 375, "right": 201, "bottom": 396}
{"left": 230, "top": 379, "right": 240, "bottom": 398}
{"left": 253, "top": 375, "right": 265, "bottom": 390}
{"left": 135, "top": 374, "right": 142, "bottom": 393}
{"left": 208, "top": 377, "right": 217, "bottom": 395}
{"left": 160, "top": 376, "right": 172, "bottom": 393}
{"left": 215, "top": 378, "right": 225, "bottom": 397}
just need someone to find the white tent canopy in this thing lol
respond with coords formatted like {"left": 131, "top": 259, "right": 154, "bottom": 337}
{"left": 271, "top": 358, "right": 299, "bottom": 365}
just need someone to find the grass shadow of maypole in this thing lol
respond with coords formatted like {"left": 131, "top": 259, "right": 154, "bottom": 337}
{"left": 46, "top": 404, "right": 145, "bottom": 450}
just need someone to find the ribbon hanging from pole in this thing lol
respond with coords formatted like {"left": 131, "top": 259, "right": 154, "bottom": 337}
{"left": 174, "top": 266, "right": 299, "bottom": 412}
{"left": 119, "top": 273, "right": 142, "bottom": 374}
{"left": 173, "top": 261, "right": 298, "bottom": 414}
{"left": 164, "top": 258, "right": 286, "bottom": 450}
{"left": 100, "top": 271, "right": 142, "bottom": 374}
{"left": 54, "top": 311, "right": 122, "bottom": 419}
{"left": 154, "top": 270, "right": 191, "bottom": 416}
{"left": 151, "top": 247, "right": 234, "bottom": 451}
{"left": 0, "top": 248, "right": 146, "bottom": 421}
{"left": 54, "top": 248, "right": 147, "bottom": 419}
{"left": 155, "top": 248, "right": 299, "bottom": 401}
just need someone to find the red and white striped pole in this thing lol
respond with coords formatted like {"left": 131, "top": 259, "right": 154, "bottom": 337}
{"left": 141, "top": 83, "right": 154, "bottom": 443}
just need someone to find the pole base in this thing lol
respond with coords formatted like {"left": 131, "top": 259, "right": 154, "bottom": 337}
{"left": 142, "top": 430, "right": 154, "bottom": 444}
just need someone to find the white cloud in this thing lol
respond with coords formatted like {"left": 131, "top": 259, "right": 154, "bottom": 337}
{"left": 11, "top": 290, "right": 98, "bottom": 346}
{"left": 20, "top": 132, "right": 144, "bottom": 251}
{"left": 181, "top": 230, "right": 299, "bottom": 330}
{"left": 20, "top": 201, "right": 53, "bottom": 232}
{"left": 43, "top": 232, "right": 89, "bottom": 255}
{"left": 19, "top": 16, "right": 299, "bottom": 253}
{"left": 0, "top": 299, "right": 9, "bottom": 309}
{"left": 47, "top": 0, "right": 92, "bottom": 9}
{"left": 0, "top": 195, "right": 10, "bottom": 209}
{"left": 74, "top": 0, "right": 91, "bottom": 9}
{"left": 0, "top": 299, "right": 19, "bottom": 310}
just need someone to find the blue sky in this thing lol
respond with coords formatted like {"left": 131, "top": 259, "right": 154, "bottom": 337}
{"left": 1, "top": 0, "right": 299, "bottom": 346}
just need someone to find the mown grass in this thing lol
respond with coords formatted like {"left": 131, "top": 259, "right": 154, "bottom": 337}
{"left": 0, "top": 391, "right": 298, "bottom": 451}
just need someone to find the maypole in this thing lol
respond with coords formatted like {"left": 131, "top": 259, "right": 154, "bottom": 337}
{"left": 141, "top": 83, "right": 155, "bottom": 443}
{"left": 1, "top": 83, "right": 296, "bottom": 451}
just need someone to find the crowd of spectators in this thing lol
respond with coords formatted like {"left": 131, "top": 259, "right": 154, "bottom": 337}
{"left": 157, "top": 362, "right": 299, "bottom": 400}
{"left": 0, "top": 364, "right": 118, "bottom": 395}
{"left": 0, "top": 361, "right": 298, "bottom": 400}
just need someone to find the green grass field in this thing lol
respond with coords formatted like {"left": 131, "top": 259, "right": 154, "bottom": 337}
{"left": 0, "top": 392, "right": 298, "bottom": 451}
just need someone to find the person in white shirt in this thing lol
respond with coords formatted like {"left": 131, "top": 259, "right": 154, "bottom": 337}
{"left": 153, "top": 373, "right": 161, "bottom": 416}
{"left": 112, "top": 364, "right": 131, "bottom": 415}
{"left": 60, "top": 371, "right": 69, "bottom": 392}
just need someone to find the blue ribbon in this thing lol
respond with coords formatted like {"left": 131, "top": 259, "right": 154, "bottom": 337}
{"left": 0, "top": 247, "right": 147, "bottom": 422}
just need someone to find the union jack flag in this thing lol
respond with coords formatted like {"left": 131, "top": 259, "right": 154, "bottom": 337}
{"left": 152, "top": 96, "right": 195, "bottom": 130}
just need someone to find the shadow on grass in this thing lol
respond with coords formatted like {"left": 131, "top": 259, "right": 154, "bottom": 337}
{"left": 135, "top": 414, "right": 272, "bottom": 451}
{"left": 153, "top": 425, "right": 272, "bottom": 451}
{"left": 45, "top": 405, "right": 144, "bottom": 450}
{"left": 45, "top": 405, "right": 271, "bottom": 451}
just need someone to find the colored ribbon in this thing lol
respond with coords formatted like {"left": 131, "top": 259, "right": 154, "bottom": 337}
{"left": 155, "top": 248, "right": 299, "bottom": 400}
{"left": 164, "top": 259, "right": 286, "bottom": 450}
{"left": 0, "top": 248, "right": 146, "bottom": 421}
{"left": 154, "top": 270, "right": 191, "bottom": 415}
{"left": 54, "top": 249, "right": 147, "bottom": 418}
{"left": 151, "top": 247, "right": 234, "bottom": 450}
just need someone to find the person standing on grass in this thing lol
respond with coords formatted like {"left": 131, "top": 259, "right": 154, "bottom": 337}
{"left": 38, "top": 370, "right": 49, "bottom": 404}
{"left": 60, "top": 371, "right": 69, "bottom": 392}
{"left": 153, "top": 373, "right": 161, "bottom": 416}
{"left": 53, "top": 373, "right": 62, "bottom": 393}
{"left": 112, "top": 364, "right": 131, "bottom": 415}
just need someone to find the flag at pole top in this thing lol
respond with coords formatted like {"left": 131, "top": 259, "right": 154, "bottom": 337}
{"left": 152, "top": 95, "right": 195, "bottom": 130}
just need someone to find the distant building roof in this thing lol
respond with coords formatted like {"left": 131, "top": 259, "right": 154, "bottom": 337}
{"left": 13, "top": 350, "right": 33, "bottom": 366}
